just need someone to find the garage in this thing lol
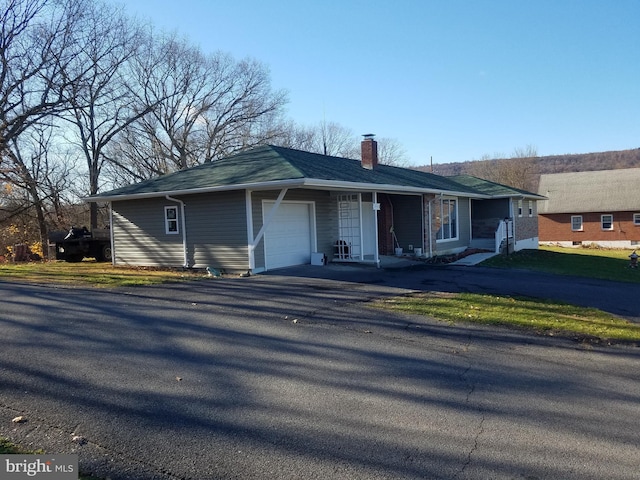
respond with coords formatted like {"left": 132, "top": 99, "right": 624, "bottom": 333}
{"left": 263, "top": 201, "right": 315, "bottom": 270}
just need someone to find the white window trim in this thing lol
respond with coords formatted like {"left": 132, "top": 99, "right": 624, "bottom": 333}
{"left": 601, "top": 214, "right": 613, "bottom": 231}
{"left": 436, "top": 196, "right": 459, "bottom": 243}
{"left": 528, "top": 200, "right": 533, "bottom": 217}
{"left": 571, "top": 215, "right": 583, "bottom": 231}
{"left": 164, "top": 206, "right": 179, "bottom": 234}
{"left": 634, "top": 213, "right": 640, "bottom": 226}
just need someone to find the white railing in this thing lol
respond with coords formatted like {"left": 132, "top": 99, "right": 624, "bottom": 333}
{"left": 494, "top": 219, "right": 513, "bottom": 253}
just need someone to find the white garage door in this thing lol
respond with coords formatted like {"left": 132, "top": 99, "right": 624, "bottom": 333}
{"left": 264, "top": 201, "right": 313, "bottom": 270}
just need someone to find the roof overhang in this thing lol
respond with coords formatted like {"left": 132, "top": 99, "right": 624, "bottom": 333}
{"left": 85, "top": 177, "right": 492, "bottom": 202}
{"left": 84, "top": 178, "right": 307, "bottom": 202}
{"left": 301, "top": 179, "right": 490, "bottom": 198}
{"left": 481, "top": 194, "right": 548, "bottom": 200}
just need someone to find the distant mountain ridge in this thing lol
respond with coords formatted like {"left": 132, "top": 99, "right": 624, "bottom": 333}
{"left": 418, "top": 148, "right": 640, "bottom": 177}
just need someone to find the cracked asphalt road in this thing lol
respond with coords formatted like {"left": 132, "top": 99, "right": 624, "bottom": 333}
{"left": 1, "top": 264, "right": 639, "bottom": 479}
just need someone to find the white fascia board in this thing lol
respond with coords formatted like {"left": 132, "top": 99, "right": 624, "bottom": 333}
{"left": 301, "top": 179, "right": 491, "bottom": 198}
{"left": 488, "top": 194, "right": 548, "bottom": 200}
{"left": 84, "top": 178, "right": 306, "bottom": 202}
{"left": 85, "top": 177, "right": 491, "bottom": 202}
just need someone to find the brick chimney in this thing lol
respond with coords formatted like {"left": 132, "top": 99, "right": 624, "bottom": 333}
{"left": 361, "top": 134, "right": 378, "bottom": 170}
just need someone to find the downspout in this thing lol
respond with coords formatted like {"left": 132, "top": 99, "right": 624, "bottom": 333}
{"left": 165, "top": 195, "right": 188, "bottom": 268}
{"left": 109, "top": 203, "right": 115, "bottom": 265}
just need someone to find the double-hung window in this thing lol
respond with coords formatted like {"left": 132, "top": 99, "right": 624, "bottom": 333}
{"left": 571, "top": 216, "right": 583, "bottom": 231}
{"left": 601, "top": 214, "right": 613, "bottom": 231}
{"left": 436, "top": 197, "right": 458, "bottom": 241}
{"left": 165, "top": 206, "right": 179, "bottom": 234}
{"left": 634, "top": 213, "right": 640, "bottom": 226}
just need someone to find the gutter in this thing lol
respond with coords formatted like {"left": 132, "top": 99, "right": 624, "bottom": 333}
{"left": 165, "top": 195, "right": 189, "bottom": 268}
{"left": 301, "top": 179, "right": 491, "bottom": 198}
{"left": 85, "top": 179, "right": 306, "bottom": 202}
{"left": 86, "top": 178, "right": 491, "bottom": 203}
{"left": 488, "top": 194, "right": 548, "bottom": 200}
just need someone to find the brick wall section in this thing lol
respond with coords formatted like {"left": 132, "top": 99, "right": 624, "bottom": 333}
{"left": 539, "top": 211, "right": 640, "bottom": 242}
{"left": 515, "top": 216, "right": 538, "bottom": 241}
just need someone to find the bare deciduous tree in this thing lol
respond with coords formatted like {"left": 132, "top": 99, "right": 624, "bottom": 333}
{"left": 468, "top": 144, "right": 539, "bottom": 190}
{"left": 0, "top": 0, "right": 89, "bottom": 252}
{"left": 105, "top": 34, "right": 288, "bottom": 184}
{"left": 60, "top": 0, "right": 154, "bottom": 229}
{"left": 272, "top": 120, "right": 409, "bottom": 166}
{"left": 376, "top": 137, "right": 409, "bottom": 167}
{"left": 0, "top": 125, "right": 77, "bottom": 256}
{"left": 199, "top": 57, "right": 288, "bottom": 159}
{"left": 271, "top": 120, "right": 358, "bottom": 158}
{"left": 314, "top": 121, "right": 358, "bottom": 158}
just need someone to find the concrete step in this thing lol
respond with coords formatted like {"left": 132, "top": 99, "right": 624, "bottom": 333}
{"left": 469, "top": 238, "right": 495, "bottom": 251}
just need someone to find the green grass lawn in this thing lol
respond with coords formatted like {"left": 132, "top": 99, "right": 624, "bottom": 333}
{"left": 374, "top": 292, "right": 640, "bottom": 345}
{"left": 0, "top": 260, "right": 206, "bottom": 287}
{"left": 374, "top": 246, "right": 640, "bottom": 346}
{"left": 0, "top": 438, "right": 42, "bottom": 454}
{"left": 482, "top": 245, "right": 640, "bottom": 283}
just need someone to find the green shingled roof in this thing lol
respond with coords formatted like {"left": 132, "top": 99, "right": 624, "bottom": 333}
{"left": 91, "top": 145, "right": 540, "bottom": 200}
{"left": 448, "top": 174, "right": 545, "bottom": 199}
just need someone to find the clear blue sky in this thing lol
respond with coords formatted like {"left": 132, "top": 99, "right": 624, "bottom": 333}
{"left": 120, "top": 0, "right": 640, "bottom": 165}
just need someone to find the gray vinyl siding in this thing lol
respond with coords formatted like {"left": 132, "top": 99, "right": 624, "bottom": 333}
{"left": 250, "top": 189, "right": 336, "bottom": 270}
{"left": 186, "top": 191, "right": 248, "bottom": 271}
{"left": 112, "top": 198, "right": 185, "bottom": 267}
{"left": 111, "top": 191, "right": 249, "bottom": 271}
{"left": 457, "top": 197, "right": 472, "bottom": 246}
{"left": 390, "top": 195, "right": 423, "bottom": 252}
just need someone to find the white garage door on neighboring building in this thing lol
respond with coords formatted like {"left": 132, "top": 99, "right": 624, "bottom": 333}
{"left": 263, "top": 201, "right": 315, "bottom": 270}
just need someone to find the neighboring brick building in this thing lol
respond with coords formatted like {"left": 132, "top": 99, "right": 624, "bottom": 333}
{"left": 537, "top": 168, "right": 640, "bottom": 248}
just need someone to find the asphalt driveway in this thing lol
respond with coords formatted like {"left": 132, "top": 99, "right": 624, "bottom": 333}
{"left": 265, "top": 262, "right": 640, "bottom": 322}
{"left": 1, "top": 264, "right": 639, "bottom": 479}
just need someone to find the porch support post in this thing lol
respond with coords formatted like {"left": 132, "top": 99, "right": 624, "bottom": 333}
{"left": 373, "top": 191, "right": 380, "bottom": 268}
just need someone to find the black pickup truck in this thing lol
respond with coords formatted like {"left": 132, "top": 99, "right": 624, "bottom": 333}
{"left": 52, "top": 227, "right": 112, "bottom": 262}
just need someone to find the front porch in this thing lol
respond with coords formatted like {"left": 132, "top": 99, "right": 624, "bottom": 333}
{"left": 469, "top": 218, "right": 513, "bottom": 254}
{"left": 331, "top": 192, "right": 425, "bottom": 266}
{"left": 328, "top": 192, "right": 518, "bottom": 267}
{"left": 470, "top": 198, "right": 514, "bottom": 254}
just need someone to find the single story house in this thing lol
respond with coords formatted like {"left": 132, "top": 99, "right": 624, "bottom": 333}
{"left": 89, "top": 137, "right": 544, "bottom": 274}
{"left": 537, "top": 168, "right": 640, "bottom": 248}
